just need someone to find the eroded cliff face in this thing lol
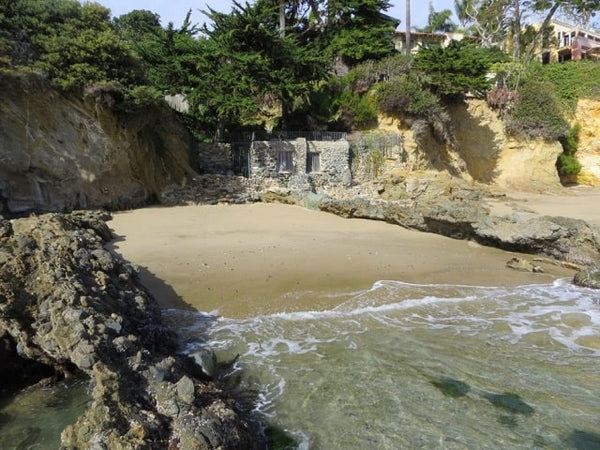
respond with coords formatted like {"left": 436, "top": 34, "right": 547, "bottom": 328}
{"left": 573, "top": 99, "right": 600, "bottom": 186}
{"left": 0, "top": 73, "right": 196, "bottom": 215}
{"left": 449, "top": 100, "right": 563, "bottom": 191}
{"left": 376, "top": 114, "right": 469, "bottom": 176}
{"left": 377, "top": 100, "right": 564, "bottom": 192}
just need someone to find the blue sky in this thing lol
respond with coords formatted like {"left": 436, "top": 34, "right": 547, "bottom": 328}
{"left": 95, "top": 1, "right": 458, "bottom": 30}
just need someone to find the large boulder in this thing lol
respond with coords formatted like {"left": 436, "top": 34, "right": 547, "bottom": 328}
{"left": 573, "top": 266, "right": 600, "bottom": 289}
{"left": 0, "top": 211, "right": 262, "bottom": 449}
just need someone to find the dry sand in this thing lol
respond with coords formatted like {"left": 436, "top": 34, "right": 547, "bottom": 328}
{"left": 106, "top": 198, "right": 590, "bottom": 318}
{"left": 486, "top": 185, "right": 600, "bottom": 227}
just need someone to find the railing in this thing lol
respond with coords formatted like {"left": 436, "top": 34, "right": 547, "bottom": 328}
{"left": 230, "top": 130, "right": 347, "bottom": 142}
{"left": 349, "top": 133, "right": 402, "bottom": 158}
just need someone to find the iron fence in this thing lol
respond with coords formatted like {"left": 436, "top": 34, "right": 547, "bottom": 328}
{"left": 229, "top": 130, "right": 348, "bottom": 143}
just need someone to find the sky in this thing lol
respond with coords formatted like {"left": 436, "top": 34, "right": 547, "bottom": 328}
{"left": 95, "top": 1, "right": 458, "bottom": 31}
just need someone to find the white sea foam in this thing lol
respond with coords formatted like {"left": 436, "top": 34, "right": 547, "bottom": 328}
{"left": 166, "top": 280, "right": 600, "bottom": 448}
{"left": 208, "top": 280, "right": 599, "bottom": 356}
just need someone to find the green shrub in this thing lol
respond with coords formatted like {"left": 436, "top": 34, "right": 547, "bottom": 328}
{"left": 556, "top": 123, "right": 582, "bottom": 176}
{"left": 376, "top": 74, "right": 444, "bottom": 119}
{"left": 527, "top": 61, "right": 600, "bottom": 115}
{"left": 338, "top": 89, "right": 378, "bottom": 129}
{"left": 556, "top": 153, "right": 582, "bottom": 175}
{"left": 126, "top": 85, "right": 163, "bottom": 106}
{"left": 346, "top": 54, "right": 413, "bottom": 94}
{"left": 506, "top": 80, "right": 569, "bottom": 140}
{"left": 413, "top": 40, "right": 505, "bottom": 101}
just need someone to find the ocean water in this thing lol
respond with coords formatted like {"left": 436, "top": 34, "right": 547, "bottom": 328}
{"left": 165, "top": 278, "right": 600, "bottom": 449}
{"left": 0, "top": 379, "right": 89, "bottom": 449}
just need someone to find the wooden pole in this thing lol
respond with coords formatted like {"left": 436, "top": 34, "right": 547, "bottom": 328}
{"left": 406, "top": 0, "right": 411, "bottom": 56}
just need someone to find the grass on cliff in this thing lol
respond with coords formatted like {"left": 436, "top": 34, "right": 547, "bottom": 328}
{"left": 529, "top": 60, "right": 600, "bottom": 115}
{"left": 496, "top": 60, "right": 600, "bottom": 146}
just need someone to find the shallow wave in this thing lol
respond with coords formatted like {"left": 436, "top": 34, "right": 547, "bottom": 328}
{"left": 165, "top": 279, "right": 600, "bottom": 356}
{"left": 164, "top": 279, "right": 600, "bottom": 449}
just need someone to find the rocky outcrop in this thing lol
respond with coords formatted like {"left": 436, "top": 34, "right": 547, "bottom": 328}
{"left": 573, "top": 266, "right": 600, "bottom": 289}
{"left": 0, "top": 211, "right": 262, "bottom": 449}
{"left": 376, "top": 114, "right": 469, "bottom": 176}
{"left": 315, "top": 173, "right": 600, "bottom": 266}
{"left": 0, "top": 72, "right": 197, "bottom": 215}
{"left": 377, "top": 101, "right": 564, "bottom": 191}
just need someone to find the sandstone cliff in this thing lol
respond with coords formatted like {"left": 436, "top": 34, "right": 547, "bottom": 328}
{"left": 573, "top": 98, "right": 600, "bottom": 186}
{"left": 450, "top": 100, "right": 564, "bottom": 191}
{"left": 378, "top": 98, "right": 600, "bottom": 191}
{"left": 0, "top": 72, "right": 196, "bottom": 215}
{"left": 377, "top": 100, "right": 565, "bottom": 192}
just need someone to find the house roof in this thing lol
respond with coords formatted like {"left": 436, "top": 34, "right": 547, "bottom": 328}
{"left": 394, "top": 31, "right": 447, "bottom": 39}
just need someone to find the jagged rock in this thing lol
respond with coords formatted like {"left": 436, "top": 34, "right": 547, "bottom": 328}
{"left": 0, "top": 211, "right": 263, "bottom": 449}
{"left": 190, "top": 348, "right": 218, "bottom": 379}
{"left": 319, "top": 196, "right": 386, "bottom": 220}
{"left": 573, "top": 266, "right": 600, "bottom": 289}
{"left": 506, "top": 257, "right": 544, "bottom": 273}
{"left": 259, "top": 188, "right": 297, "bottom": 205}
{"left": 310, "top": 175, "right": 600, "bottom": 266}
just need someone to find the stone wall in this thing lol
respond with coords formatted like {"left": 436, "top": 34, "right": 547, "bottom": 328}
{"left": 197, "top": 142, "right": 234, "bottom": 174}
{"left": 249, "top": 138, "right": 351, "bottom": 189}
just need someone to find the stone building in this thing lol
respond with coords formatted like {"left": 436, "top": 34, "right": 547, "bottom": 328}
{"left": 247, "top": 135, "right": 351, "bottom": 189}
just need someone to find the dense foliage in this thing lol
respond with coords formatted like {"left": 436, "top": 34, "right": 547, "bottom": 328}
{"left": 505, "top": 79, "right": 570, "bottom": 140}
{"left": 413, "top": 40, "right": 506, "bottom": 101}
{"left": 1, "top": 0, "right": 600, "bottom": 159}
{"left": 0, "top": 1, "right": 141, "bottom": 89}
{"left": 527, "top": 60, "right": 600, "bottom": 113}
{"left": 557, "top": 123, "right": 583, "bottom": 175}
{"left": 319, "top": 0, "right": 397, "bottom": 64}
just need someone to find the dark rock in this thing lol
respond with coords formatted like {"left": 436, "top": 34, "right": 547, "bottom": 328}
{"left": 190, "top": 347, "right": 218, "bottom": 378}
{"left": 0, "top": 211, "right": 264, "bottom": 449}
{"left": 0, "top": 331, "right": 55, "bottom": 395}
{"left": 176, "top": 375, "right": 195, "bottom": 404}
{"left": 573, "top": 266, "right": 600, "bottom": 289}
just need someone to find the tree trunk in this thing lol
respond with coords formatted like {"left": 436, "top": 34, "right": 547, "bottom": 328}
{"left": 512, "top": 0, "right": 521, "bottom": 61}
{"left": 279, "top": 1, "right": 285, "bottom": 37}
{"left": 524, "top": 1, "right": 561, "bottom": 62}
{"left": 406, "top": 0, "right": 411, "bottom": 56}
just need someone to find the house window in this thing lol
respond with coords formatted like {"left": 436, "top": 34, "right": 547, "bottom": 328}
{"left": 277, "top": 151, "right": 293, "bottom": 172}
{"left": 307, "top": 152, "right": 320, "bottom": 173}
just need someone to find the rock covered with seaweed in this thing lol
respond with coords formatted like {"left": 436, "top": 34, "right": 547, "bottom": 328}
{"left": 0, "top": 210, "right": 262, "bottom": 449}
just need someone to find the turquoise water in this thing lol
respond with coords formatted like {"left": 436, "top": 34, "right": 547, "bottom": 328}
{"left": 0, "top": 379, "right": 89, "bottom": 449}
{"left": 165, "top": 278, "right": 600, "bottom": 449}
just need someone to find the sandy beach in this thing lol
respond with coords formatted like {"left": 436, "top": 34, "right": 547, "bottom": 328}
{"left": 106, "top": 199, "right": 588, "bottom": 318}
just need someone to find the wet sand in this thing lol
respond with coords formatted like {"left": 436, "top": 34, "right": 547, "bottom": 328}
{"left": 107, "top": 201, "right": 581, "bottom": 318}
